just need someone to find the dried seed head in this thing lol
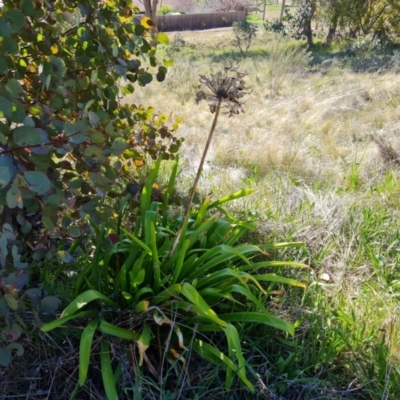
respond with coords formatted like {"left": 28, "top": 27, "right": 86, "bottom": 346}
{"left": 195, "top": 64, "right": 251, "bottom": 117}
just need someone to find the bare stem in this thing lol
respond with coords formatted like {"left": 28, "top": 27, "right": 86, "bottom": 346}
{"left": 167, "top": 99, "right": 222, "bottom": 259}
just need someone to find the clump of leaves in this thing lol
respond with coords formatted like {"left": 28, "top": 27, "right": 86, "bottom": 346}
{"left": 0, "top": 1, "right": 183, "bottom": 271}
{"left": 157, "top": 4, "right": 175, "bottom": 15}
{"left": 42, "top": 156, "right": 309, "bottom": 397}
{"left": 232, "top": 21, "right": 258, "bottom": 54}
{"left": 264, "top": 18, "right": 286, "bottom": 35}
{"left": 264, "top": 35, "right": 312, "bottom": 98}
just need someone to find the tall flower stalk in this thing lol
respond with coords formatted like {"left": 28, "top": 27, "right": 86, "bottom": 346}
{"left": 168, "top": 65, "right": 250, "bottom": 257}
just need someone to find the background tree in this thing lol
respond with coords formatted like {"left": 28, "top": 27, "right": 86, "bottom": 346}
{"left": 320, "top": 0, "right": 400, "bottom": 42}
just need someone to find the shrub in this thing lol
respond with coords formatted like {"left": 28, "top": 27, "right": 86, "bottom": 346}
{"left": 158, "top": 4, "right": 175, "bottom": 15}
{"left": 169, "top": 33, "right": 187, "bottom": 53}
{"left": 232, "top": 21, "right": 259, "bottom": 54}
{"left": 265, "top": 35, "right": 312, "bottom": 98}
{"left": 264, "top": 18, "right": 287, "bottom": 36}
{"left": 348, "top": 33, "right": 394, "bottom": 72}
{"left": 0, "top": 1, "right": 184, "bottom": 366}
{"left": 0, "top": 1, "right": 183, "bottom": 273}
{"left": 264, "top": 5, "right": 316, "bottom": 43}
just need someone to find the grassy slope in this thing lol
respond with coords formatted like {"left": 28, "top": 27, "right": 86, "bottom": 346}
{"left": 126, "top": 30, "right": 400, "bottom": 398}
{"left": 3, "top": 29, "right": 400, "bottom": 400}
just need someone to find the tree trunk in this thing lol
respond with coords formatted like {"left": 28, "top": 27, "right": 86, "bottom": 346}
{"left": 262, "top": 0, "right": 266, "bottom": 20}
{"left": 304, "top": 1, "right": 316, "bottom": 45}
{"left": 325, "top": 14, "right": 338, "bottom": 44}
{"left": 279, "top": 0, "right": 286, "bottom": 22}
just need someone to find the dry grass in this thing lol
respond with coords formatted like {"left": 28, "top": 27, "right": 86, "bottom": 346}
{"left": 125, "top": 29, "right": 400, "bottom": 397}
{"left": 127, "top": 31, "right": 400, "bottom": 190}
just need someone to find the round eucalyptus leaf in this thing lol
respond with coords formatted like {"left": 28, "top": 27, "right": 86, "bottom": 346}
{"left": 6, "top": 79, "right": 23, "bottom": 98}
{"left": 30, "top": 146, "right": 49, "bottom": 155}
{"left": 0, "top": 96, "right": 13, "bottom": 118}
{"left": 10, "top": 100, "right": 26, "bottom": 123}
{"left": 90, "top": 131, "right": 105, "bottom": 144}
{"left": 0, "top": 347, "right": 11, "bottom": 367}
{"left": 0, "top": 18, "right": 12, "bottom": 37}
{"left": 25, "top": 288, "right": 42, "bottom": 306}
{"left": 13, "top": 127, "right": 41, "bottom": 146}
{"left": 156, "top": 32, "right": 169, "bottom": 45}
{"left": 4, "top": 10, "right": 25, "bottom": 34}
{"left": 1, "top": 37, "right": 19, "bottom": 54}
{"left": 0, "top": 56, "right": 7, "bottom": 73}
{"left": 21, "top": 0, "right": 35, "bottom": 16}
{"left": 16, "top": 213, "right": 26, "bottom": 226}
{"left": 111, "top": 137, "right": 128, "bottom": 154}
{"left": 67, "top": 226, "right": 81, "bottom": 238}
{"left": 7, "top": 342, "right": 24, "bottom": 357}
{"left": 28, "top": 104, "right": 42, "bottom": 116}
{"left": 4, "top": 294, "right": 18, "bottom": 311}
{"left": 49, "top": 56, "right": 66, "bottom": 76}
{"left": 20, "top": 220, "right": 32, "bottom": 234}
{"left": 23, "top": 116, "right": 35, "bottom": 128}
{"left": 11, "top": 246, "right": 28, "bottom": 269}
{"left": 6, "top": 187, "right": 22, "bottom": 209}
{"left": 2, "top": 223, "right": 16, "bottom": 240}
{"left": 68, "top": 133, "right": 87, "bottom": 144}
{"left": 42, "top": 215, "right": 55, "bottom": 231}
{"left": 88, "top": 111, "right": 100, "bottom": 127}
{"left": 41, "top": 296, "right": 61, "bottom": 315}
{"left": 138, "top": 73, "right": 153, "bottom": 85}
{"left": 0, "top": 298, "right": 7, "bottom": 318}
{"left": 2, "top": 322, "right": 23, "bottom": 342}
{"left": 0, "top": 166, "right": 11, "bottom": 189}
{"left": 23, "top": 171, "right": 51, "bottom": 195}
{"left": 156, "top": 70, "right": 166, "bottom": 82}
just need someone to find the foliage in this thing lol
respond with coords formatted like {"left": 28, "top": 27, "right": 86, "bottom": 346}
{"left": 351, "top": 33, "right": 388, "bottom": 56}
{"left": 265, "top": 35, "right": 312, "bottom": 98}
{"left": 157, "top": 4, "right": 175, "bottom": 15}
{"left": 41, "top": 156, "right": 308, "bottom": 396}
{"left": 169, "top": 33, "right": 187, "bottom": 53}
{"left": 320, "top": 0, "right": 400, "bottom": 41}
{"left": 0, "top": 1, "right": 183, "bottom": 277}
{"left": 232, "top": 21, "right": 259, "bottom": 54}
{"left": 264, "top": 18, "right": 286, "bottom": 36}
{"left": 266, "top": 3, "right": 316, "bottom": 43}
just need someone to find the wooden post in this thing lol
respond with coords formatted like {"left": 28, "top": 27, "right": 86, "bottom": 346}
{"left": 262, "top": 0, "right": 266, "bottom": 20}
{"left": 279, "top": 0, "right": 286, "bottom": 22}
